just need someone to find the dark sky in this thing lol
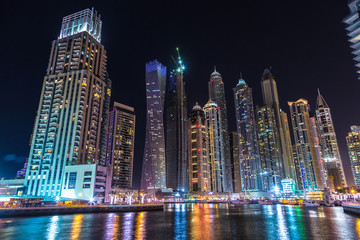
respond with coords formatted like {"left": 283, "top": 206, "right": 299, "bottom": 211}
{"left": 1, "top": 0, "right": 359, "bottom": 188}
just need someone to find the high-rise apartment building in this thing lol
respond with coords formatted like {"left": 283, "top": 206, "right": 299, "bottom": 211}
{"left": 315, "top": 90, "right": 346, "bottom": 189}
{"left": 141, "top": 60, "right": 167, "bottom": 191}
{"left": 25, "top": 8, "right": 111, "bottom": 198}
{"left": 208, "top": 69, "right": 233, "bottom": 192}
{"left": 233, "top": 78, "right": 261, "bottom": 191}
{"left": 346, "top": 126, "right": 360, "bottom": 185}
{"left": 165, "top": 54, "right": 188, "bottom": 192}
{"left": 106, "top": 102, "right": 135, "bottom": 189}
{"left": 288, "top": 99, "right": 323, "bottom": 191}
{"left": 292, "top": 145, "right": 303, "bottom": 190}
{"left": 188, "top": 103, "right": 210, "bottom": 192}
{"left": 203, "top": 100, "right": 226, "bottom": 192}
{"left": 256, "top": 106, "right": 282, "bottom": 191}
{"left": 229, "top": 132, "right": 242, "bottom": 193}
{"left": 344, "top": 0, "right": 360, "bottom": 79}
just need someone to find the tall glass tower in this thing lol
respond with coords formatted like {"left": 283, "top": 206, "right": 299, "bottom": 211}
{"left": 315, "top": 90, "right": 346, "bottom": 189}
{"left": 344, "top": 0, "right": 360, "bottom": 79}
{"left": 288, "top": 99, "right": 323, "bottom": 191}
{"left": 165, "top": 52, "right": 188, "bottom": 192}
{"left": 141, "top": 60, "right": 167, "bottom": 192}
{"left": 25, "top": 8, "right": 111, "bottom": 197}
{"left": 106, "top": 102, "right": 135, "bottom": 190}
{"left": 233, "top": 78, "right": 261, "bottom": 191}
{"left": 208, "top": 69, "right": 233, "bottom": 192}
{"left": 346, "top": 126, "right": 360, "bottom": 185}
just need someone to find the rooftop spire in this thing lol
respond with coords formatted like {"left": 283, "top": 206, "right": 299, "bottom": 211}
{"left": 316, "top": 89, "right": 329, "bottom": 109}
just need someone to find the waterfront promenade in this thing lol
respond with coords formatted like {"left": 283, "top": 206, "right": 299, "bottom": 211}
{"left": 0, "top": 204, "right": 163, "bottom": 218}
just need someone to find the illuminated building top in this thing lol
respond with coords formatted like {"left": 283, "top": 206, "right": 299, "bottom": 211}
{"left": 59, "top": 8, "right": 102, "bottom": 42}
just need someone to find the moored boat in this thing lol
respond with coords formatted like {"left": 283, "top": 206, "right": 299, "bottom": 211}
{"left": 305, "top": 200, "right": 320, "bottom": 207}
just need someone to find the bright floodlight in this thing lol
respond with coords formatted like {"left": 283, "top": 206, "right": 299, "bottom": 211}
{"left": 274, "top": 186, "right": 280, "bottom": 194}
{"left": 55, "top": 196, "right": 60, "bottom": 201}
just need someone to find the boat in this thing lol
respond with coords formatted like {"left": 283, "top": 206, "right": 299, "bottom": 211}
{"left": 259, "top": 199, "right": 273, "bottom": 205}
{"left": 304, "top": 200, "right": 320, "bottom": 207}
{"left": 231, "top": 199, "right": 251, "bottom": 205}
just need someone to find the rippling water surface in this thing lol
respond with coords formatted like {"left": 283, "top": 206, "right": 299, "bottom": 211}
{"left": 0, "top": 204, "right": 359, "bottom": 240}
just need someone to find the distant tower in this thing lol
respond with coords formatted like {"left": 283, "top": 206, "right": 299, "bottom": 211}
{"left": 141, "top": 60, "right": 167, "bottom": 191}
{"left": 233, "top": 77, "right": 261, "bottom": 191}
{"left": 229, "top": 131, "right": 242, "bottom": 193}
{"left": 344, "top": 0, "right": 360, "bottom": 79}
{"left": 208, "top": 68, "right": 233, "bottom": 192}
{"left": 315, "top": 90, "right": 347, "bottom": 189}
{"left": 106, "top": 102, "right": 135, "bottom": 189}
{"left": 25, "top": 8, "right": 111, "bottom": 197}
{"left": 288, "top": 99, "right": 323, "bottom": 190}
{"left": 165, "top": 49, "right": 188, "bottom": 192}
{"left": 346, "top": 126, "right": 360, "bottom": 185}
{"left": 203, "top": 100, "right": 226, "bottom": 192}
{"left": 188, "top": 103, "right": 210, "bottom": 192}
{"left": 256, "top": 106, "right": 282, "bottom": 191}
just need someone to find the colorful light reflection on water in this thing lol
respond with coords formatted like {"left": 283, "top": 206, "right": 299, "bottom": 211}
{"left": 0, "top": 204, "right": 359, "bottom": 239}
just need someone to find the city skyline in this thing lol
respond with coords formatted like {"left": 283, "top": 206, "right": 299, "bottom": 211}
{"left": 1, "top": 1, "right": 360, "bottom": 189}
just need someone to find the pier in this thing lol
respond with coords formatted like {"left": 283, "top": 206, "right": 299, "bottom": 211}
{"left": 343, "top": 204, "right": 360, "bottom": 215}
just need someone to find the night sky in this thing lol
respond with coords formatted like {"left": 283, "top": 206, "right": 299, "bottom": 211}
{"left": 1, "top": 1, "right": 359, "bottom": 188}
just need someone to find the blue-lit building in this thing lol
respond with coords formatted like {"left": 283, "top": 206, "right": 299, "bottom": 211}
{"left": 141, "top": 60, "right": 167, "bottom": 192}
{"left": 344, "top": 0, "right": 360, "bottom": 79}
{"left": 24, "top": 8, "right": 111, "bottom": 200}
{"left": 233, "top": 78, "right": 261, "bottom": 191}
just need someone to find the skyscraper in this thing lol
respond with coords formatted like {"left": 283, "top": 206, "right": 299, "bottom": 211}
{"left": 261, "top": 69, "right": 293, "bottom": 181}
{"left": 25, "top": 8, "right": 111, "bottom": 197}
{"left": 256, "top": 106, "right": 282, "bottom": 191}
{"left": 288, "top": 99, "right": 323, "bottom": 191}
{"left": 141, "top": 60, "right": 167, "bottom": 191}
{"left": 106, "top": 102, "right": 135, "bottom": 189}
{"left": 344, "top": 0, "right": 360, "bottom": 79}
{"left": 233, "top": 78, "right": 261, "bottom": 191}
{"left": 208, "top": 69, "right": 233, "bottom": 192}
{"left": 188, "top": 103, "right": 210, "bottom": 192}
{"left": 165, "top": 51, "right": 188, "bottom": 192}
{"left": 229, "top": 132, "right": 242, "bottom": 193}
{"left": 315, "top": 90, "right": 346, "bottom": 189}
{"left": 346, "top": 126, "right": 360, "bottom": 185}
{"left": 203, "top": 100, "right": 226, "bottom": 192}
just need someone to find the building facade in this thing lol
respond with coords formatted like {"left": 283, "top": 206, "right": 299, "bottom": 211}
{"left": 25, "top": 8, "right": 111, "bottom": 198}
{"left": 106, "top": 102, "right": 135, "bottom": 189}
{"left": 233, "top": 78, "right": 261, "bottom": 191}
{"left": 288, "top": 99, "right": 323, "bottom": 191}
{"left": 165, "top": 57, "right": 188, "bottom": 192}
{"left": 344, "top": 0, "right": 360, "bottom": 79}
{"left": 346, "top": 126, "right": 360, "bottom": 186}
{"left": 188, "top": 103, "right": 210, "bottom": 192}
{"left": 141, "top": 60, "right": 167, "bottom": 191}
{"left": 203, "top": 100, "right": 226, "bottom": 192}
{"left": 230, "top": 132, "right": 242, "bottom": 193}
{"left": 208, "top": 69, "right": 233, "bottom": 192}
{"left": 315, "top": 90, "right": 346, "bottom": 189}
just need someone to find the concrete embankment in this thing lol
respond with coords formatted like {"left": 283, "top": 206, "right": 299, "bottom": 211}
{"left": 0, "top": 204, "right": 163, "bottom": 218}
{"left": 343, "top": 204, "right": 360, "bottom": 216}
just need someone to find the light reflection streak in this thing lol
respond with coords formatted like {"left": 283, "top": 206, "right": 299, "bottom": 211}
{"left": 190, "top": 204, "right": 213, "bottom": 240}
{"left": 103, "top": 213, "right": 120, "bottom": 239}
{"left": 264, "top": 205, "right": 276, "bottom": 239}
{"left": 174, "top": 203, "right": 187, "bottom": 240}
{"left": 276, "top": 205, "right": 289, "bottom": 240}
{"left": 123, "top": 212, "right": 135, "bottom": 240}
{"left": 71, "top": 214, "right": 83, "bottom": 240}
{"left": 356, "top": 218, "right": 360, "bottom": 238}
{"left": 135, "top": 212, "right": 147, "bottom": 239}
{"left": 47, "top": 215, "right": 59, "bottom": 240}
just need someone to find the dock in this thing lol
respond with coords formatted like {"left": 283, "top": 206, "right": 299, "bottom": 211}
{"left": 0, "top": 204, "right": 164, "bottom": 218}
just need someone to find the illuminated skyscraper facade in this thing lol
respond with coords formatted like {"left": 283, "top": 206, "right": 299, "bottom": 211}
{"left": 315, "top": 90, "right": 346, "bottom": 189}
{"left": 203, "top": 100, "right": 226, "bottom": 192}
{"left": 288, "top": 99, "right": 323, "bottom": 191}
{"left": 346, "top": 126, "right": 360, "bottom": 185}
{"left": 256, "top": 106, "right": 282, "bottom": 191}
{"left": 230, "top": 132, "right": 242, "bottom": 193}
{"left": 208, "top": 70, "right": 233, "bottom": 192}
{"left": 233, "top": 78, "right": 261, "bottom": 191}
{"left": 141, "top": 60, "right": 167, "bottom": 191}
{"left": 188, "top": 104, "right": 210, "bottom": 192}
{"left": 106, "top": 102, "right": 135, "bottom": 189}
{"left": 344, "top": 0, "right": 360, "bottom": 79}
{"left": 165, "top": 55, "right": 188, "bottom": 192}
{"left": 25, "top": 8, "right": 111, "bottom": 197}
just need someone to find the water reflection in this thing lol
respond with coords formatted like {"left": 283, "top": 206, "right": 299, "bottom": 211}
{"left": 174, "top": 204, "right": 187, "bottom": 240}
{"left": 135, "top": 212, "right": 146, "bottom": 239}
{"left": 71, "top": 214, "right": 83, "bottom": 240}
{"left": 47, "top": 216, "right": 59, "bottom": 240}
{"left": 122, "top": 212, "right": 135, "bottom": 240}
